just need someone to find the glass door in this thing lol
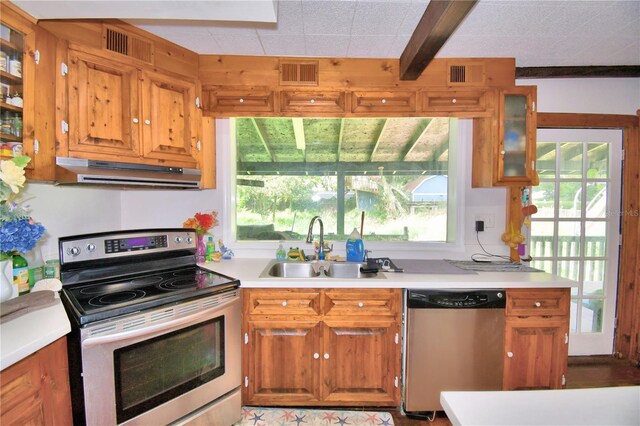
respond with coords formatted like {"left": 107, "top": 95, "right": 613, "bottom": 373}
{"left": 530, "top": 129, "right": 622, "bottom": 355}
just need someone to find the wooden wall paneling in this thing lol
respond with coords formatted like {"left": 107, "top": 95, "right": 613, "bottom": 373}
{"left": 201, "top": 116, "right": 216, "bottom": 189}
{"left": 538, "top": 112, "right": 640, "bottom": 364}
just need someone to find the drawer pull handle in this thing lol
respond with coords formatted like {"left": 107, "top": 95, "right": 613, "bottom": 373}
{"left": 132, "top": 117, "right": 139, "bottom": 124}
{"left": 381, "top": 98, "right": 387, "bottom": 104}
{"left": 144, "top": 119, "right": 151, "bottom": 125}
{"left": 282, "top": 301, "right": 287, "bottom": 307}
{"left": 324, "top": 353, "right": 330, "bottom": 360}
{"left": 358, "top": 302, "right": 364, "bottom": 308}
{"left": 507, "top": 351, "right": 513, "bottom": 358}
{"left": 535, "top": 302, "right": 542, "bottom": 307}
{"left": 452, "top": 98, "right": 457, "bottom": 104}
{"left": 313, "top": 353, "right": 319, "bottom": 359}
{"left": 310, "top": 99, "right": 315, "bottom": 104}
{"left": 239, "top": 98, "right": 244, "bottom": 103}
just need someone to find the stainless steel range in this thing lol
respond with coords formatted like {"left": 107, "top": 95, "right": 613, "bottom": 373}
{"left": 59, "top": 229, "right": 241, "bottom": 426}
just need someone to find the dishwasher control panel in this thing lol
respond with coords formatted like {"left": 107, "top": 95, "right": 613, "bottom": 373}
{"left": 407, "top": 289, "right": 505, "bottom": 309}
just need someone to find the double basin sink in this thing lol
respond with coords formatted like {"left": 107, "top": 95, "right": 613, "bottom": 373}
{"left": 260, "top": 260, "right": 383, "bottom": 279}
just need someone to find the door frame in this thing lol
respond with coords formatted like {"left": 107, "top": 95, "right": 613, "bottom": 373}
{"left": 537, "top": 112, "right": 640, "bottom": 362}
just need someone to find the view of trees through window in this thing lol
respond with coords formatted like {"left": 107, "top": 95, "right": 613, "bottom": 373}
{"left": 233, "top": 117, "right": 456, "bottom": 243}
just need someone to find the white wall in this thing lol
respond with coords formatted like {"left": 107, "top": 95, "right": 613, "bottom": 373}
{"left": 20, "top": 77, "right": 639, "bottom": 262}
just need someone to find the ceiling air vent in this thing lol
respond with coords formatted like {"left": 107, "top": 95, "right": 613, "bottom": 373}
{"left": 103, "top": 25, "right": 154, "bottom": 64}
{"left": 279, "top": 60, "right": 319, "bottom": 86}
{"left": 447, "top": 62, "right": 485, "bottom": 86}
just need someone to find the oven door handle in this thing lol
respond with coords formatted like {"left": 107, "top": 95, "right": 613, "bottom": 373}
{"left": 81, "top": 295, "right": 239, "bottom": 347}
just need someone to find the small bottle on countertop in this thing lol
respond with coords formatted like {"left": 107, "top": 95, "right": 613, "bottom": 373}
{"left": 276, "top": 243, "right": 287, "bottom": 260}
{"left": 25, "top": 249, "right": 44, "bottom": 290}
{"left": 205, "top": 236, "right": 215, "bottom": 262}
{"left": 346, "top": 228, "right": 364, "bottom": 262}
{"left": 12, "top": 254, "right": 29, "bottom": 295}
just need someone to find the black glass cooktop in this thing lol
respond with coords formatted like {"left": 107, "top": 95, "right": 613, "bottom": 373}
{"left": 62, "top": 267, "right": 239, "bottom": 326}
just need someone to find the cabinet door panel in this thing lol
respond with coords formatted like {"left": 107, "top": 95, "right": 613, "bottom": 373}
{"left": 245, "top": 288, "right": 322, "bottom": 316}
{"left": 141, "top": 70, "right": 198, "bottom": 166}
{"left": 506, "top": 288, "right": 570, "bottom": 317}
{"left": 351, "top": 91, "right": 416, "bottom": 113}
{"left": 244, "top": 320, "right": 322, "bottom": 405}
{"left": 503, "top": 316, "right": 568, "bottom": 390}
{"left": 324, "top": 289, "right": 399, "bottom": 317}
{"left": 68, "top": 49, "right": 140, "bottom": 158}
{"left": 280, "top": 91, "right": 345, "bottom": 113}
{"left": 321, "top": 320, "right": 399, "bottom": 405}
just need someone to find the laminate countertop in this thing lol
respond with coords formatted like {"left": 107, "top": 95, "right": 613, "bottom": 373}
{"left": 200, "top": 258, "right": 576, "bottom": 289}
{"left": 0, "top": 296, "right": 70, "bottom": 371}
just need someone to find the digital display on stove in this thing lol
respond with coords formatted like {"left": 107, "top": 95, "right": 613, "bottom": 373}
{"left": 105, "top": 235, "right": 168, "bottom": 254}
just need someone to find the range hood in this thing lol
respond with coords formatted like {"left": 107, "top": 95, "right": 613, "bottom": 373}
{"left": 55, "top": 157, "right": 201, "bottom": 189}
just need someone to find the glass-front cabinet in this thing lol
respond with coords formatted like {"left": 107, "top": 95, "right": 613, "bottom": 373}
{"left": 497, "top": 86, "right": 538, "bottom": 185}
{"left": 0, "top": 22, "right": 24, "bottom": 159}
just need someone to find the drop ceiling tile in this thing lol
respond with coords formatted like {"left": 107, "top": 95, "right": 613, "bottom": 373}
{"left": 302, "top": 0, "right": 357, "bottom": 35}
{"left": 204, "top": 22, "right": 259, "bottom": 35}
{"left": 396, "top": 3, "right": 428, "bottom": 36}
{"left": 257, "top": 0, "right": 304, "bottom": 35}
{"left": 455, "top": 2, "right": 550, "bottom": 37}
{"left": 348, "top": 35, "right": 395, "bottom": 57}
{"left": 260, "top": 34, "right": 306, "bottom": 56}
{"left": 209, "top": 34, "right": 265, "bottom": 55}
{"left": 351, "top": 1, "right": 411, "bottom": 35}
{"left": 304, "top": 35, "right": 350, "bottom": 57}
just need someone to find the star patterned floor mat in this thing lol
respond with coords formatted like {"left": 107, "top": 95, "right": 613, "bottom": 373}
{"left": 236, "top": 407, "right": 395, "bottom": 426}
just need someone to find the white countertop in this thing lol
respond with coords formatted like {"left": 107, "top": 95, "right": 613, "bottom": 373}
{"left": 200, "top": 258, "right": 576, "bottom": 289}
{"left": 0, "top": 296, "right": 71, "bottom": 371}
{"left": 441, "top": 386, "right": 640, "bottom": 426}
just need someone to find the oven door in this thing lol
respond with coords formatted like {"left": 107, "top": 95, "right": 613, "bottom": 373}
{"left": 79, "top": 291, "right": 241, "bottom": 426}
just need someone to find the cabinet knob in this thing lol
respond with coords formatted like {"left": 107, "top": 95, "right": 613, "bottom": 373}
{"left": 282, "top": 301, "right": 287, "bottom": 307}
{"left": 501, "top": 150, "right": 506, "bottom": 155}
{"left": 358, "top": 302, "right": 364, "bottom": 308}
{"left": 381, "top": 99, "right": 387, "bottom": 104}
{"left": 452, "top": 98, "right": 457, "bottom": 104}
{"left": 132, "top": 118, "right": 139, "bottom": 124}
{"left": 144, "top": 119, "right": 151, "bottom": 125}
{"left": 310, "top": 99, "right": 315, "bottom": 104}
{"left": 507, "top": 351, "right": 514, "bottom": 358}
{"left": 313, "top": 353, "right": 319, "bottom": 359}
{"left": 535, "top": 302, "right": 541, "bottom": 307}
{"left": 323, "top": 353, "right": 330, "bottom": 360}
{"left": 239, "top": 98, "right": 244, "bottom": 103}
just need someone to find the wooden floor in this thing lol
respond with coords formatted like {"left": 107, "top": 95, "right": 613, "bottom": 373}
{"left": 389, "top": 355, "right": 640, "bottom": 425}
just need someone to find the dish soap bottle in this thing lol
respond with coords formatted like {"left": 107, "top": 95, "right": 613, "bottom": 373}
{"left": 276, "top": 243, "right": 287, "bottom": 260}
{"left": 205, "top": 236, "right": 215, "bottom": 262}
{"left": 346, "top": 228, "right": 364, "bottom": 262}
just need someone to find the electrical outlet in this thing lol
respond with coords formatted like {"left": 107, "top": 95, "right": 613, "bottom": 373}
{"left": 475, "top": 213, "right": 495, "bottom": 228}
{"left": 475, "top": 220, "right": 485, "bottom": 232}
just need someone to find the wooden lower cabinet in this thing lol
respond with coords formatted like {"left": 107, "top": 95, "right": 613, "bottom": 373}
{"left": 503, "top": 288, "right": 570, "bottom": 390}
{"left": 242, "top": 288, "right": 401, "bottom": 406}
{"left": 0, "top": 337, "right": 72, "bottom": 425}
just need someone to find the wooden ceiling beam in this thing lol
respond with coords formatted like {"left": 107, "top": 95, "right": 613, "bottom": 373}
{"left": 292, "top": 118, "right": 306, "bottom": 151}
{"left": 370, "top": 118, "right": 389, "bottom": 161}
{"left": 402, "top": 119, "right": 433, "bottom": 160}
{"left": 516, "top": 65, "right": 640, "bottom": 79}
{"left": 250, "top": 118, "right": 276, "bottom": 162}
{"left": 399, "top": 0, "right": 478, "bottom": 81}
{"left": 238, "top": 160, "right": 448, "bottom": 175}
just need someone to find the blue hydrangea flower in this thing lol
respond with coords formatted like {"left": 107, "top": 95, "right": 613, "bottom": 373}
{"left": 0, "top": 218, "right": 45, "bottom": 254}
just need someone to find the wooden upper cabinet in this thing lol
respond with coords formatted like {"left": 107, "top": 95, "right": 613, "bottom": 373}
{"left": 67, "top": 48, "right": 141, "bottom": 159}
{"left": 351, "top": 91, "right": 416, "bottom": 113}
{"left": 205, "top": 88, "right": 274, "bottom": 113}
{"left": 496, "top": 86, "right": 538, "bottom": 186}
{"left": 422, "top": 90, "right": 486, "bottom": 113}
{"left": 280, "top": 91, "right": 345, "bottom": 113}
{"left": 140, "top": 69, "right": 198, "bottom": 167}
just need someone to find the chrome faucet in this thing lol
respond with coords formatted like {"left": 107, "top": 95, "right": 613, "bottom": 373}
{"left": 306, "top": 216, "right": 330, "bottom": 260}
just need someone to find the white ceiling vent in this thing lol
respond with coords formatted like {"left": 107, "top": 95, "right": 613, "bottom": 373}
{"left": 279, "top": 60, "right": 319, "bottom": 86}
{"left": 447, "top": 62, "right": 485, "bottom": 86}
{"left": 103, "top": 25, "right": 154, "bottom": 64}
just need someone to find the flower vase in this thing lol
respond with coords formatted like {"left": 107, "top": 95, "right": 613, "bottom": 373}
{"left": 196, "top": 235, "right": 206, "bottom": 263}
{"left": 0, "top": 259, "right": 15, "bottom": 302}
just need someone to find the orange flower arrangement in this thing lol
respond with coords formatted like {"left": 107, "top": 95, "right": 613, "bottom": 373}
{"left": 183, "top": 211, "right": 219, "bottom": 236}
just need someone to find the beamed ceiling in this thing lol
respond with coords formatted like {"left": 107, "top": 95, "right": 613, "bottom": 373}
{"left": 235, "top": 117, "right": 452, "bottom": 176}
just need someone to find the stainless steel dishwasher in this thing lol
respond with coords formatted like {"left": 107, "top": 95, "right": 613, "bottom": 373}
{"left": 404, "top": 289, "right": 506, "bottom": 414}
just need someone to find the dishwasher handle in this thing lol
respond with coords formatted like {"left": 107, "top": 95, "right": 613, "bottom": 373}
{"left": 407, "top": 289, "right": 506, "bottom": 309}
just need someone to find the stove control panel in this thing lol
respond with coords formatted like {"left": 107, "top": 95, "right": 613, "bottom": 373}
{"left": 60, "top": 229, "right": 197, "bottom": 264}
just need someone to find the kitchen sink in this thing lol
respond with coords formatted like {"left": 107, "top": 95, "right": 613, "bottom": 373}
{"left": 260, "top": 260, "right": 383, "bottom": 279}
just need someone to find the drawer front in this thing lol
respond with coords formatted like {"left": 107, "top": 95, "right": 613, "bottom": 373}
{"left": 421, "top": 90, "right": 486, "bottom": 112}
{"left": 206, "top": 89, "right": 274, "bottom": 112}
{"left": 245, "top": 289, "right": 322, "bottom": 316}
{"left": 506, "top": 288, "right": 570, "bottom": 317}
{"left": 280, "top": 91, "right": 346, "bottom": 113}
{"left": 324, "top": 289, "right": 400, "bottom": 317}
{"left": 351, "top": 91, "right": 416, "bottom": 113}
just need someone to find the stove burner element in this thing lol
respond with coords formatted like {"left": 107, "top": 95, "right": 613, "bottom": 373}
{"left": 80, "top": 276, "right": 163, "bottom": 295}
{"left": 158, "top": 279, "right": 195, "bottom": 291}
{"left": 88, "top": 290, "right": 146, "bottom": 307}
